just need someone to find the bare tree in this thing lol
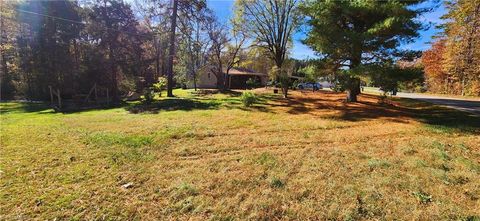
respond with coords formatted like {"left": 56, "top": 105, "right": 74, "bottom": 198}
{"left": 205, "top": 15, "right": 247, "bottom": 91}
{"left": 223, "top": 22, "right": 247, "bottom": 89}
{"left": 134, "top": 0, "right": 170, "bottom": 83}
{"left": 206, "top": 20, "right": 229, "bottom": 91}
{"left": 177, "top": 2, "right": 212, "bottom": 90}
{"left": 236, "top": 0, "right": 300, "bottom": 98}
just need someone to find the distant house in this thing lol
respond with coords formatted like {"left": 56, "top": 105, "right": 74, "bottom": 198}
{"left": 197, "top": 67, "right": 268, "bottom": 89}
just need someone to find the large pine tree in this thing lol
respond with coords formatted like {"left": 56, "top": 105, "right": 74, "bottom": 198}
{"left": 302, "top": 0, "right": 426, "bottom": 102}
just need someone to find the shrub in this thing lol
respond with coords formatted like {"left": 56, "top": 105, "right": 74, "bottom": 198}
{"left": 241, "top": 91, "right": 257, "bottom": 107}
{"left": 256, "top": 152, "right": 277, "bottom": 168}
{"left": 246, "top": 78, "right": 260, "bottom": 89}
{"left": 143, "top": 87, "right": 155, "bottom": 104}
{"left": 277, "top": 73, "right": 291, "bottom": 97}
{"left": 153, "top": 77, "right": 167, "bottom": 96}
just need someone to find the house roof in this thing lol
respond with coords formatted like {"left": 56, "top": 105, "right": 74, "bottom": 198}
{"left": 225, "top": 67, "right": 267, "bottom": 76}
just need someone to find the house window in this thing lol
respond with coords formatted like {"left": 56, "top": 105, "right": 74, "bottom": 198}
{"left": 208, "top": 73, "right": 211, "bottom": 78}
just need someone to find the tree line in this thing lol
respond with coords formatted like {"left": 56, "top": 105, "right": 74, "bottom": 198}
{"left": 422, "top": 0, "right": 480, "bottom": 96}
{"left": 2, "top": 0, "right": 476, "bottom": 103}
{"left": 0, "top": 0, "right": 256, "bottom": 101}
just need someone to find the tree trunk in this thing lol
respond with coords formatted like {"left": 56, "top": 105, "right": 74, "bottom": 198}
{"left": 345, "top": 51, "right": 362, "bottom": 102}
{"left": 282, "top": 86, "right": 289, "bottom": 98}
{"left": 166, "top": 0, "right": 178, "bottom": 97}
{"left": 354, "top": 80, "right": 361, "bottom": 95}
{"left": 274, "top": 62, "right": 289, "bottom": 98}
{"left": 0, "top": 4, "right": 8, "bottom": 99}
{"left": 225, "top": 67, "right": 233, "bottom": 90}
{"left": 216, "top": 69, "right": 225, "bottom": 91}
{"left": 193, "top": 75, "right": 197, "bottom": 91}
{"left": 224, "top": 73, "right": 229, "bottom": 90}
{"left": 72, "top": 38, "right": 80, "bottom": 91}
{"left": 346, "top": 90, "right": 356, "bottom": 102}
{"left": 103, "top": 0, "right": 118, "bottom": 102}
{"left": 154, "top": 35, "right": 160, "bottom": 81}
{"left": 193, "top": 57, "right": 198, "bottom": 91}
{"left": 345, "top": 77, "right": 361, "bottom": 102}
{"left": 109, "top": 44, "right": 118, "bottom": 102}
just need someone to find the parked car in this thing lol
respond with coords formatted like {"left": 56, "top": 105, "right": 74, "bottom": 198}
{"left": 297, "top": 82, "right": 322, "bottom": 90}
{"left": 318, "top": 81, "right": 334, "bottom": 89}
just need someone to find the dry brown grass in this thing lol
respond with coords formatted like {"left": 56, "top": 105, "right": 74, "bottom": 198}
{"left": 1, "top": 89, "right": 479, "bottom": 220}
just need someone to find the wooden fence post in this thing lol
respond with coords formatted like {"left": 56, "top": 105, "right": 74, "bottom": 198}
{"left": 106, "top": 88, "right": 109, "bottom": 106}
{"left": 57, "top": 89, "right": 61, "bottom": 109}
{"left": 84, "top": 84, "right": 96, "bottom": 104}
{"left": 49, "top": 86, "right": 53, "bottom": 106}
{"left": 94, "top": 83, "right": 98, "bottom": 104}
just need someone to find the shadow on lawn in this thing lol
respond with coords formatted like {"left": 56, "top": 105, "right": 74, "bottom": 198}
{"left": 268, "top": 91, "right": 479, "bottom": 134}
{"left": 339, "top": 98, "right": 480, "bottom": 134}
{"left": 126, "top": 96, "right": 274, "bottom": 114}
{"left": 392, "top": 98, "right": 480, "bottom": 134}
{"left": 126, "top": 98, "right": 221, "bottom": 114}
{"left": 191, "top": 89, "right": 243, "bottom": 97}
{"left": 126, "top": 89, "right": 274, "bottom": 114}
{"left": 4, "top": 90, "right": 477, "bottom": 134}
{"left": 0, "top": 102, "right": 52, "bottom": 114}
{"left": 1, "top": 90, "right": 271, "bottom": 114}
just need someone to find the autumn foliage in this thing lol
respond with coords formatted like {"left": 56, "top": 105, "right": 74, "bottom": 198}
{"left": 422, "top": 0, "right": 480, "bottom": 96}
{"left": 422, "top": 40, "right": 448, "bottom": 93}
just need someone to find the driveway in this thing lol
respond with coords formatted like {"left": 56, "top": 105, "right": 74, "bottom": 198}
{"left": 396, "top": 92, "right": 480, "bottom": 116}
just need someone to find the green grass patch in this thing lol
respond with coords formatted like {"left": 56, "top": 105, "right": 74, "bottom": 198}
{"left": 256, "top": 152, "right": 278, "bottom": 168}
{"left": 367, "top": 159, "right": 391, "bottom": 169}
{"left": 270, "top": 177, "right": 285, "bottom": 188}
{"left": 85, "top": 132, "right": 153, "bottom": 148}
{"left": 412, "top": 191, "right": 433, "bottom": 204}
{"left": 1, "top": 90, "right": 479, "bottom": 220}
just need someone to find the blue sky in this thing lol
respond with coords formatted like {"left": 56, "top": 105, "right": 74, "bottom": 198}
{"left": 206, "top": 0, "right": 447, "bottom": 59}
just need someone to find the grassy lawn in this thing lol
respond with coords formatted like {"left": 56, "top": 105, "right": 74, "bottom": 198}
{"left": 1, "top": 89, "right": 479, "bottom": 220}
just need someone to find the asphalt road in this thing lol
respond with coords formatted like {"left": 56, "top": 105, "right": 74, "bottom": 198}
{"left": 396, "top": 92, "right": 480, "bottom": 116}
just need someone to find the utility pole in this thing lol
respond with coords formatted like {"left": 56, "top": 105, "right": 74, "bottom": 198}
{"left": 166, "top": 0, "right": 178, "bottom": 97}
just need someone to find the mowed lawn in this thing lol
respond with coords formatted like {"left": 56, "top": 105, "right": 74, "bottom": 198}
{"left": 1, "top": 89, "right": 479, "bottom": 220}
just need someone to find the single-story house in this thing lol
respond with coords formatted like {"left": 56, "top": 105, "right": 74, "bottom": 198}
{"left": 197, "top": 67, "right": 268, "bottom": 89}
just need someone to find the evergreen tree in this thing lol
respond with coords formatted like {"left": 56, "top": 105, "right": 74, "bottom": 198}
{"left": 15, "top": 0, "right": 82, "bottom": 99}
{"left": 302, "top": 0, "right": 426, "bottom": 102}
{"left": 0, "top": 0, "right": 19, "bottom": 99}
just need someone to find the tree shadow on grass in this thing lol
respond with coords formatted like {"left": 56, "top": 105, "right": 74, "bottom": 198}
{"left": 340, "top": 100, "right": 480, "bottom": 134}
{"left": 126, "top": 91, "right": 275, "bottom": 114}
{"left": 125, "top": 98, "right": 222, "bottom": 114}
{"left": 2, "top": 91, "right": 272, "bottom": 115}
{"left": 390, "top": 98, "right": 480, "bottom": 134}
{"left": 190, "top": 89, "right": 243, "bottom": 97}
{"left": 266, "top": 91, "right": 479, "bottom": 134}
{"left": 234, "top": 105, "right": 272, "bottom": 113}
{"left": 336, "top": 97, "right": 479, "bottom": 134}
{"left": 0, "top": 102, "right": 52, "bottom": 114}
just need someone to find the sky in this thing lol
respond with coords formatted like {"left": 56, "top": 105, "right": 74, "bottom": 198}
{"left": 206, "top": 0, "right": 447, "bottom": 60}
